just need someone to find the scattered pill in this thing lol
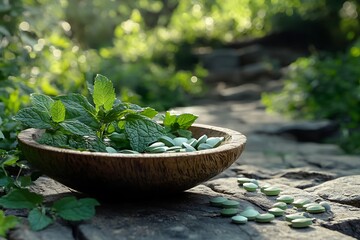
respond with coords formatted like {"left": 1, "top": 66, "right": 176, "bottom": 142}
{"left": 262, "top": 186, "right": 281, "bottom": 196}
{"left": 268, "top": 207, "right": 285, "bottom": 217}
{"left": 209, "top": 197, "right": 228, "bottom": 207}
{"left": 221, "top": 200, "right": 240, "bottom": 209}
{"left": 255, "top": 213, "right": 275, "bottom": 223}
{"left": 231, "top": 215, "right": 248, "bottom": 224}
{"left": 220, "top": 208, "right": 238, "bottom": 217}
{"left": 276, "top": 195, "right": 294, "bottom": 204}
{"left": 293, "top": 198, "right": 311, "bottom": 208}
{"left": 285, "top": 213, "right": 306, "bottom": 222}
{"left": 272, "top": 202, "right": 287, "bottom": 210}
{"left": 291, "top": 218, "right": 313, "bottom": 228}
{"left": 239, "top": 208, "right": 260, "bottom": 220}
{"left": 243, "top": 182, "right": 258, "bottom": 192}
{"left": 237, "top": 177, "right": 251, "bottom": 185}
{"left": 306, "top": 205, "right": 325, "bottom": 214}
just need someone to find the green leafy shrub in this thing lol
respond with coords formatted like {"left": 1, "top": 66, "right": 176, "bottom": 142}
{"left": 262, "top": 41, "right": 360, "bottom": 154}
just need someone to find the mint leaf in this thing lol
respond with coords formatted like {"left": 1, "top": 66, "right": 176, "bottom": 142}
{"left": 125, "top": 114, "right": 165, "bottom": 152}
{"left": 102, "top": 103, "right": 128, "bottom": 123}
{"left": 13, "top": 107, "right": 53, "bottom": 129}
{"left": 55, "top": 94, "right": 99, "bottom": 129}
{"left": 37, "top": 131, "right": 69, "bottom": 148}
{"left": 28, "top": 208, "right": 54, "bottom": 231}
{"left": 60, "top": 120, "right": 96, "bottom": 136}
{"left": 0, "top": 189, "right": 43, "bottom": 209}
{"left": 93, "top": 74, "right": 115, "bottom": 111}
{"left": 50, "top": 100, "right": 66, "bottom": 123}
{"left": 175, "top": 113, "right": 198, "bottom": 129}
{"left": 163, "top": 111, "right": 177, "bottom": 127}
{"left": 140, "top": 107, "right": 158, "bottom": 119}
{"left": 52, "top": 197, "right": 100, "bottom": 221}
{"left": 0, "top": 210, "right": 18, "bottom": 237}
{"left": 0, "top": 130, "right": 4, "bottom": 140}
{"left": 30, "top": 93, "right": 54, "bottom": 113}
{"left": 0, "top": 176, "right": 13, "bottom": 188}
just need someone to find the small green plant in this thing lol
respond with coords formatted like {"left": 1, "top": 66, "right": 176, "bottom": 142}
{"left": 13, "top": 74, "right": 199, "bottom": 153}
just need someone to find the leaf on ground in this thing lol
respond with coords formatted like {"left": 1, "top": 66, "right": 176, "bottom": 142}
{"left": 125, "top": 114, "right": 165, "bottom": 152}
{"left": 0, "top": 210, "right": 18, "bottom": 237}
{"left": 50, "top": 100, "right": 66, "bottom": 123}
{"left": 52, "top": 196, "right": 100, "bottom": 221}
{"left": 28, "top": 208, "right": 54, "bottom": 231}
{"left": 13, "top": 107, "right": 53, "bottom": 129}
{"left": 93, "top": 74, "right": 115, "bottom": 111}
{"left": 0, "top": 188, "right": 43, "bottom": 209}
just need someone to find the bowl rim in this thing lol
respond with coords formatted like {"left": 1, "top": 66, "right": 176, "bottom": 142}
{"left": 17, "top": 123, "right": 246, "bottom": 159}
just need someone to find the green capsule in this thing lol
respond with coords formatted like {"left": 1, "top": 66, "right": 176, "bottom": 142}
{"left": 243, "top": 182, "right": 258, "bottom": 192}
{"left": 291, "top": 218, "right": 313, "bottom": 228}
{"left": 268, "top": 207, "right": 285, "bottom": 217}
{"left": 237, "top": 177, "right": 251, "bottom": 185}
{"left": 220, "top": 208, "right": 238, "bottom": 217}
{"left": 182, "top": 142, "right": 196, "bottom": 152}
{"left": 105, "top": 146, "right": 118, "bottom": 153}
{"left": 293, "top": 198, "right": 311, "bottom": 208}
{"left": 262, "top": 186, "right": 281, "bottom": 196}
{"left": 173, "top": 137, "right": 189, "bottom": 146}
{"left": 196, "top": 134, "right": 208, "bottom": 146}
{"left": 239, "top": 208, "right": 259, "bottom": 220}
{"left": 285, "top": 213, "right": 306, "bottom": 222}
{"left": 231, "top": 215, "right": 248, "bottom": 224}
{"left": 272, "top": 202, "right": 287, "bottom": 210}
{"left": 255, "top": 213, "right": 275, "bottom": 223}
{"left": 206, "top": 137, "right": 223, "bottom": 148}
{"left": 158, "top": 136, "right": 175, "bottom": 147}
{"left": 149, "top": 146, "right": 168, "bottom": 153}
{"left": 209, "top": 197, "right": 228, "bottom": 207}
{"left": 197, "top": 143, "right": 213, "bottom": 150}
{"left": 306, "top": 205, "right": 325, "bottom": 214}
{"left": 221, "top": 200, "right": 240, "bottom": 209}
{"left": 276, "top": 195, "right": 294, "bottom": 204}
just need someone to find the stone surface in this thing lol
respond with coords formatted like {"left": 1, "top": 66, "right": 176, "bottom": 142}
{"left": 6, "top": 94, "right": 360, "bottom": 239}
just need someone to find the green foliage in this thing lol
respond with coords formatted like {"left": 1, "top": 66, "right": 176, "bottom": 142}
{"left": 0, "top": 210, "right": 18, "bottom": 237}
{"left": 262, "top": 42, "right": 360, "bottom": 154}
{"left": 14, "top": 75, "right": 201, "bottom": 154}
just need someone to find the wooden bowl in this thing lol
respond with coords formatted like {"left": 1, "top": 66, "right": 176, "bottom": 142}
{"left": 18, "top": 124, "right": 246, "bottom": 196}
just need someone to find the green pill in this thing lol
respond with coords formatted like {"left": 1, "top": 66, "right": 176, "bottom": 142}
{"left": 231, "top": 215, "right": 248, "bottom": 224}
{"left": 220, "top": 208, "right": 238, "bottom": 217}
{"left": 221, "top": 200, "right": 240, "bottom": 209}
{"left": 276, "top": 195, "right": 294, "bottom": 204}
{"left": 149, "top": 146, "right": 168, "bottom": 153}
{"left": 285, "top": 213, "right": 306, "bottom": 222}
{"left": 197, "top": 143, "right": 213, "bottom": 150}
{"left": 272, "top": 202, "right": 287, "bottom": 210}
{"left": 173, "top": 137, "right": 188, "bottom": 146}
{"left": 262, "top": 186, "right": 281, "bottom": 196}
{"left": 209, "top": 197, "right": 228, "bottom": 207}
{"left": 291, "top": 218, "right": 313, "bottom": 228}
{"left": 119, "top": 149, "right": 140, "bottom": 154}
{"left": 303, "top": 203, "right": 319, "bottom": 209}
{"left": 243, "top": 182, "right": 258, "bottom": 192}
{"left": 260, "top": 184, "right": 271, "bottom": 192}
{"left": 187, "top": 138, "right": 198, "bottom": 148}
{"left": 158, "top": 136, "right": 175, "bottom": 147}
{"left": 182, "top": 142, "right": 196, "bottom": 152}
{"left": 237, "top": 177, "right": 251, "bottom": 185}
{"left": 268, "top": 207, "right": 285, "bottom": 217}
{"left": 197, "top": 134, "right": 208, "bottom": 146}
{"left": 293, "top": 198, "right": 311, "bottom": 208}
{"left": 306, "top": 205, "right": 325, "bottom": 214}
{"left": 239, "top": 208, "right": 259, "bottom": 220}
{"left": 255, "top": 213, "right": 275, "bottom": 223}
{"left": 206, "top": 137, "right": 223, "bottom": 148}
{"left": 105, "top": 146, "right": 117, "bottom": 153}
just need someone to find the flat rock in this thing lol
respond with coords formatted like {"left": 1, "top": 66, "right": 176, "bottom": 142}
{"left": 305, "top": 175, "right": 360, "bottom": 207}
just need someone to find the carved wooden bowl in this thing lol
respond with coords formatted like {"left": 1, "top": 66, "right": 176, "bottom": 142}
{"left": 18, "top": 124, "right": 246, "bottom": 196}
